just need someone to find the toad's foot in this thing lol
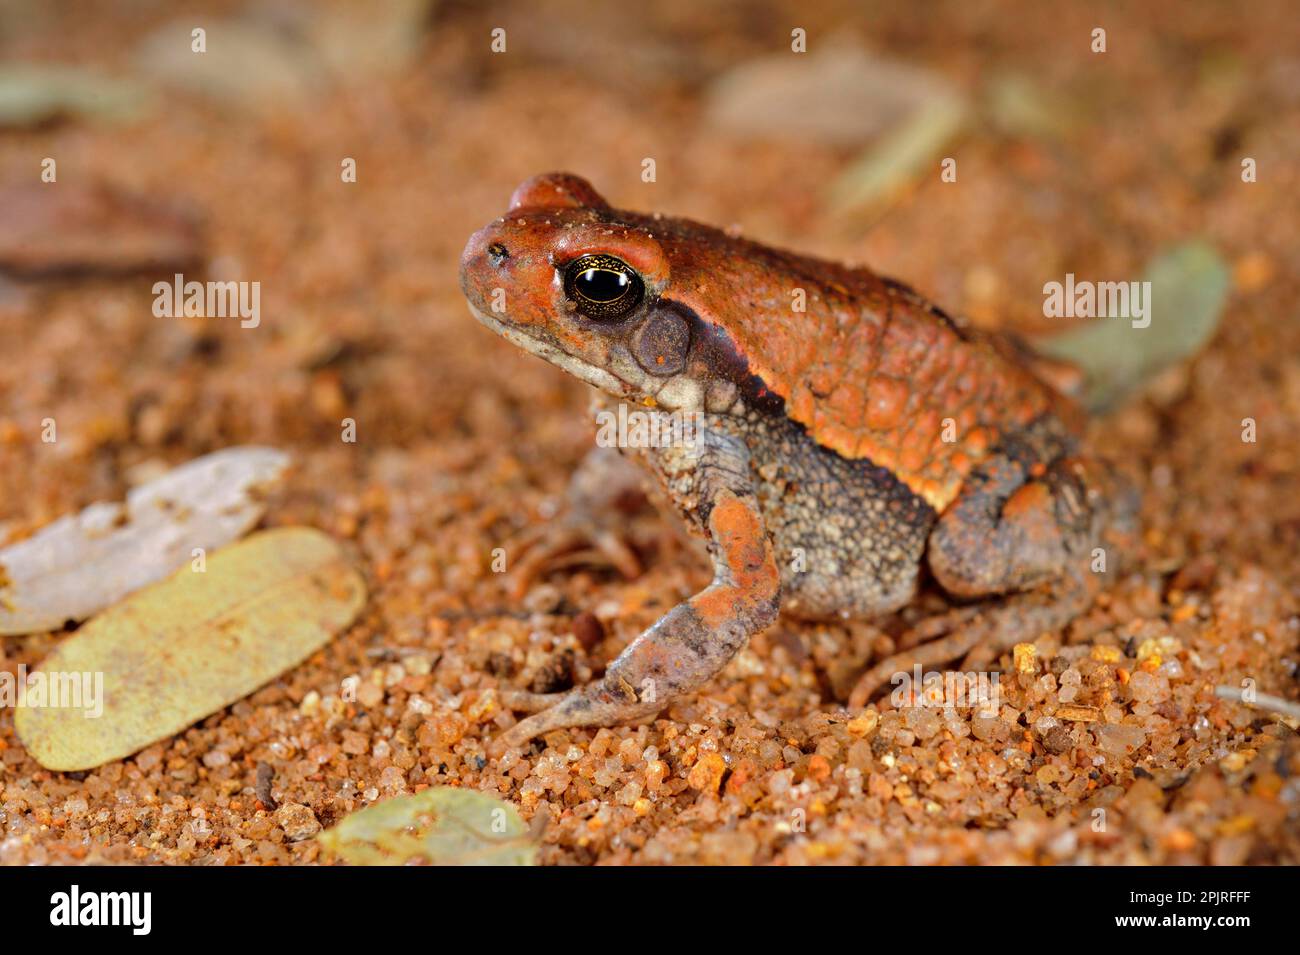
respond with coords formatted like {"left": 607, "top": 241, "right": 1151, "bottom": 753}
{"left": 506, "top": 446, "right": 647, "bottom": 599}
{"left": 846, "top": 569, "right": 1095, "bottom": 709}
{"left": 493, "top": 475, "right": 780, "bottom": 753}
{"left": 497, "top": 689, "right": 566, "bottom": 713}
{"left": 507, "top": 520, "right": 642, "bottom": 599}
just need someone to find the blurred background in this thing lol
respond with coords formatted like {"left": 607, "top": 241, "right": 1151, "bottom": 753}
{"left": 3, "top": 0, "right": 1297, "bottom": 552}
{"left": 2, "top": 0, "right": 1296, "bottom": 446}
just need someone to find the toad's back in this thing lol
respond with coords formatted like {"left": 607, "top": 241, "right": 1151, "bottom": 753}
{"left": 618, "top": 209, "right": 1077, "bottom": 510}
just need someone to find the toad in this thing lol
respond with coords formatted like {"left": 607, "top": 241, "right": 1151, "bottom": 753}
{"left": 460, "top": 173, "right": 1138, "bottom": 749}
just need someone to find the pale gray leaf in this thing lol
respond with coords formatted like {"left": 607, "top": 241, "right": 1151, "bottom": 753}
{"left": 0, "top": 447, "right": 289, "bottom": 635}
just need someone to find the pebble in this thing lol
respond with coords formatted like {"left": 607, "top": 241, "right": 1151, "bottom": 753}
{"left": 688, "top": 753, "right": 727, "bottom": 794}
{"left": 275, "top": 803, "right": 321, "bottom": 842}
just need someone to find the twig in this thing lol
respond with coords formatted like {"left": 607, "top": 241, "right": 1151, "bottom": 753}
{"left": 1214, "top": 685, "right": 1300, "bottom": 722}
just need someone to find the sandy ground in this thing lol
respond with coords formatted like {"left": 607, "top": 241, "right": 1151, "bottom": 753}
{"left": 1, "top": 0, "right": 1298, "bottom": 864}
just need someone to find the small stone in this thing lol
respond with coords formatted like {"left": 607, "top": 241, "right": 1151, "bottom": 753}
{"left": 571, "top": 611, "right": 605, "bottom": 652}
{"left": 1055, "top": 704, "right": 1100, "bottom": 722}
{"left": 523, "top": 583, "right": 563, "bottom": 613}
{"left": 1136, "top": 635, "right": 1181, "bottom": 662}
{"left": 466, "top": 688, "right": 498, "bottom": 722}
{"left": 688, "top": 753, "right": 727, "bottom": 794}
{"left": 357, "top": 680, "right": 384, "bottom": 708}
{"left": 768, "top": 768, "right": 795, "bottom": 795}
{"left": 618, "top": 736, "right": 642, "bottom": 763}
{"left": 201, "top": 749, "right": 230, "bottom": 769}
{"left": 1047, "top": 828, "right": 1079, "bottom": 858}
{"left": 807, "top": 754, "right": 832, "bottom": 781}
{"left": 846, "top": 710, "right": 879, "bottom": 738}
{"left": 1218, "top": 750, "right": 1251, "bottom": 774}
{"left": 971, "top": 716, "right": 1010, "bottom": 742}
{"left": 1094, "top": 723, "right": 1147, "bottom": 756}
{"left": 1090, "top": 645, "right": 1122, "bottom": 664}
{"left": 403, "top": 654, "right": 432, "bottom": 677}
{"left": 378, "top": 765, "right": 406, "bottom": 793}
{"left": 1043, "top": 725, "right": 1073, "bottom": 754}
{"left": 904, "top": 705, "right": 941, "bottom": 740}
{"left": 275, "top": 803, "right": 321, "bottom": 841}
{"left": 1209, "top": 835, "right": 1252, "bottom": 866}
{"left": 1128, "top": 669, "right": 1170, "bottom": 704}
{"left": 433, "top": 711, "right": 468, "bottom": 746}
{"left": 135, "top": 747, "right": 163, "bottom": 771}
{"left": 593, "top": 757, "right": 621, "bottom": 788}
{"left": 726, "top": 757, "right": 756, "bottom": 794}
{"left": 1013, "top": 643, "right": 1037, "bottom": 674}
{"left": 847, "top": 739, "right": 874, "bottom": 772}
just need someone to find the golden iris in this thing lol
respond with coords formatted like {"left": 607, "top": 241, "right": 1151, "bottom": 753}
{"left": 563, "top": 254, "right": 643, "bottom": 319}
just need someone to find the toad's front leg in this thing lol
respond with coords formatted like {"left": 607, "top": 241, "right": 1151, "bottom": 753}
{"left": 494, "top": 435, "right": 780, "bottom": 751}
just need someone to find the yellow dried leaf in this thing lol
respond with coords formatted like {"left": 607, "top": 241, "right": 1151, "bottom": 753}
{"left": 14, "top": 527, "right": 365, "bottom": 771}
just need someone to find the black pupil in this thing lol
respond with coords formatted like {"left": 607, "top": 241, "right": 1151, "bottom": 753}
{"left": 576, "top": 267, "right": 629, "bottom": 303}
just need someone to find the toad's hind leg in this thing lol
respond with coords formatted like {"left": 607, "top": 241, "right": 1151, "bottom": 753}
{"left": 928, "top": 406, "right": 1140, "bottom": 592}
{"left": 928, "top": 438, "right": 1098, "bottom": 599}
{"left": 847, "top": 567, "right": 1095, "bottom": 708}
{"left": 493, "top": 430, "right": 780, "bottom": 751}
{"left": 849, "top": 431, "right": 1138, "bottom": 708}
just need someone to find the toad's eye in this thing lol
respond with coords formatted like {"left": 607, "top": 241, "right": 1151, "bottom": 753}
{"left": 563, "top": 254, "right": 644, "bottom": 319}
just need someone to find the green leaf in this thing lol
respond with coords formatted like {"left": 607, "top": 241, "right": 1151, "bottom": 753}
{"left": 826, "top": 94, "right": 969, "bottom": 215}
{"left": 0, "top": 66, "right": 148, "bottom": 127}
{"left": 1037, "top": 242, "right": 1230, "bottom": 411}
{"left": 318, "top": 788, "right": 538, "bottom": 866}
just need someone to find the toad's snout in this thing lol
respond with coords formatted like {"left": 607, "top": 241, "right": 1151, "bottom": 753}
{"left": 458, "top": 224, "right": 508, "bottom": 296}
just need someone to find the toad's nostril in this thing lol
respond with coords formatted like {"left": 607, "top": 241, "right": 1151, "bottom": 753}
{"left": 487, "top": 242, "right": 510, "bottom": 266}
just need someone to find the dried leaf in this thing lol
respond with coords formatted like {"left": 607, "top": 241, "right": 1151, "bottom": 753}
{"left": 318, "top": 788, "right": 537, "bottom": 866}
{"left": 14, "top": 527, "right": 366, "bottom": 771}
{"left": 135, "top": 3, "right": 434, "bottom": 109}
{"left": 827, "top": 93, "right": 969, "bottom": 216}
{"left": 1037, "top": 242, "right": 1230, "bottom": 411}
{"left": 0, "top": 183, "right": 202, "bottom": 278}
{"left": 985, "top": 74, "right": 1079, "bottom": 140}
{"left": 307, "top": 0, "right": 436, "bottom": 76}
{"left": 0, "top": 447, "right": 287, "bottom": 635}
{"left": 707, "top": 47, "right": 957, "bottom": 147}
{"left": 0, "top": 65, "right": 149, "bottom": 127}
{"left": 135, "top": 20, "right": 319, "bottom": 105}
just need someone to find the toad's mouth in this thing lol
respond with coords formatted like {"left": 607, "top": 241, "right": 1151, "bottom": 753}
{"left": 467, "top": 303, "right": 633, "bottom": 398}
